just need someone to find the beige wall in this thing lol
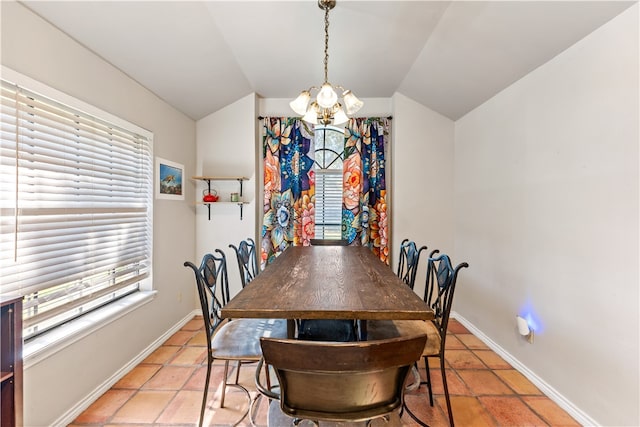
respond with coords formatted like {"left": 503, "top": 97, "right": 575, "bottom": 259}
{"left": 1, "top": 2, "right": 197, "bottom": 425}
{"left": 454, "top": 5, "right": 639, "bottom": 425}
{"left": 391, "top": 93, "right": 455, "bottom": 298}
{"left": 2, "top": 0, "right": 638, "bottom": 425}
{"left": 195, "top": 93, "right": 258, "bottom": 297}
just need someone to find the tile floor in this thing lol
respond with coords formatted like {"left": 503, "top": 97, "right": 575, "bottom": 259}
{"left": 69, "top": 317, "right": 580, "bottom": 427}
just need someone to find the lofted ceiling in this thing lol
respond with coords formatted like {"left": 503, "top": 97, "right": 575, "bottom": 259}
{"left": 20, "top": 0, "right": 636, "bottom": 121}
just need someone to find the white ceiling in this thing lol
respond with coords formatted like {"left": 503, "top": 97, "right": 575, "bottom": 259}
{"left": 21, "top": 1, "right": 636, "bottom": 121}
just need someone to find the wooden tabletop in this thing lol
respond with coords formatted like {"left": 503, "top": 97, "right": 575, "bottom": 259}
{"left": 220, "top": 246, "right": 433, "bottom": 321}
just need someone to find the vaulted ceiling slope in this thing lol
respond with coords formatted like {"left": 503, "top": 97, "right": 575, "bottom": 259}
{"left": 21, "top": 1, "right": 637, "bottom": 121}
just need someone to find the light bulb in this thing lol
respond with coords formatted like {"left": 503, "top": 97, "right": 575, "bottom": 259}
{"left": 316, "top": 83, "right": 338, "bottom": 109}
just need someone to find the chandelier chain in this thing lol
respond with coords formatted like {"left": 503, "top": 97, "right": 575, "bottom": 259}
{"left": 290, "top": 0, "right": 362, "bottom": 125}
{"left": 323, "top": 2, "right": 330, "bottom": 84}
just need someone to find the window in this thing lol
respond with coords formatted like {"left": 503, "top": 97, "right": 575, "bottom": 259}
{"left": 314, "top": 125, "right": 344, "bottom": 239}
{"left": 0, "top": 72, "right": 153, "bottom": 340}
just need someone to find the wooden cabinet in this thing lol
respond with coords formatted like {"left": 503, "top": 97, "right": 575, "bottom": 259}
{"left": 1, "top": 296, "right": 22, "bottom": 427}
{"left": 192, "top": 176, "right": 248, "bottom": 220}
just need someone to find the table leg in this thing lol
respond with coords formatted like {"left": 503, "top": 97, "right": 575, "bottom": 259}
{"left": 287, "top": 319, "right": 296, "bottom": 338}
{"left": 358, "top": 320, "right": 368, "bottom": 340}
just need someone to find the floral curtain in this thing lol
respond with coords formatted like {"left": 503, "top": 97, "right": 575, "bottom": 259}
{"left": 261, "top": 118, "right": 315, "bottom": 267}
{"left": 342, "top": 117, "right": 390, "bottom": 264}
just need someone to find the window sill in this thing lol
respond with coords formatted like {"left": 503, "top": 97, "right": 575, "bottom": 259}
{"left": 24, "top": 291, "right": 157, "bottom": 369}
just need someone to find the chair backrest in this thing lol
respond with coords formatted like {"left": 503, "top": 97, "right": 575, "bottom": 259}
{"left": 183, "top": 250, "right": 230, "bottom": 347}
{"left": 260, "top": 334, "right": 427, "bottom": 422}
{"left": 309, "top": 238, "right": 349, "bottom": 246}
{"left": 396, "top": 239, "right": 428, "bottom": 290}
{"left": 423, "top": 253, "right": 469, "bottom": 349}
{"left": 229, "top": 238, "right": 259, "bottom": 290}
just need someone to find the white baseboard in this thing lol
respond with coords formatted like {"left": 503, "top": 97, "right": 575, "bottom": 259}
{"left": 52, "top": 310, "right": 200, "bottom": 427}
{"left": 451, "top": 311, "right": 599, "bottom": 427}
{"left": 52, "top": 311, "right": 599, "bottom": 426}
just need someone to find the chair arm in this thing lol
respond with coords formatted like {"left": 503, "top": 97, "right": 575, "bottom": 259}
{"left": 254, "top": 357, "right": 280, "bottom": 400}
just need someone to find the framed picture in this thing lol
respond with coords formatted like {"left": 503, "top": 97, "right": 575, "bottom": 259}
{"left": 155, "top": 157, "right": 185, "bottom": 200}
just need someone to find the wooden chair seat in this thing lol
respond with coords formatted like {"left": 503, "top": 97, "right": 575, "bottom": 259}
{"left": 212, "top": 318, "right": 288, "bottom": 360}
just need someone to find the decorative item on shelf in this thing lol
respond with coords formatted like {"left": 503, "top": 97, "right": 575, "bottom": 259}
{"left": 230, "top": 192, "right": 239, "bottom": 202}
{"left": 202, "top": 189, "right": 219, "bottom": 203}
{"left": 192, "top": 176, "right": 247, "bottom": 220}
{"left": 289, "top": 0, "right": 363, "bottom": 126}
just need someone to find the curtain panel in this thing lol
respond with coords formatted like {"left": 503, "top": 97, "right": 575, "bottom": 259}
{"left": 342, "top": 117, "right": 390, "bottom": 264}
{"left": 261, "top": 116, "right": 390, "bottom": 267}
{"left": 261, "top": 118, "right": 315, "bottom": 267}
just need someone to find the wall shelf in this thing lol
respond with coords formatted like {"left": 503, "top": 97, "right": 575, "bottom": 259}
{"left": 192, "top": 176, "right": 248, "bottom": 220}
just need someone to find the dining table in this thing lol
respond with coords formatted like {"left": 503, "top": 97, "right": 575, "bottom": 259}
{"left": 220, "top": 245, "right": 434, "bottom": 338}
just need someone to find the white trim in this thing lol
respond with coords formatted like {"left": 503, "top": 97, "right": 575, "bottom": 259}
{"left": 50, "top": 309, "right": 200, "bottom": 427}
{"left": 1, "top": 66, "right": 152, "bottom": 139}
{"left": 451, "top": 311, "right": 599, "bottom": 427}
{"left": 24, "top": 291, "right": 158, "bottom": 368}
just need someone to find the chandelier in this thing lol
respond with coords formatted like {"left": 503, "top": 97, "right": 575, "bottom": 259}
{"left": 290, "top": 0, "right": 363, "bottom": 126}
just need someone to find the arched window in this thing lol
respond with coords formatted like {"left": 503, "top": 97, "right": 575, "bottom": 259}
{"left": 313, "top": 125, "right": 343, "bottom": 239}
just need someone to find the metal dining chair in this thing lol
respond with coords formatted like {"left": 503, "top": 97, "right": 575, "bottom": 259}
{"left": 229, "top": 237, "right": 260, "bottom": 289}
{"left": 368, "top": 253, "right": 468, "bottom": 427}
{"left": 255, "top": 334, "right": 427, "bottom": 426}
{"left": 184, "top": 250, "right": 287, "bottom": 427}
{"left": 417, "top": 253, "right": 469, "bottom": 425}
{"left": 396, "top": 238, "right": 428, "bottom": 290}
{"left": 228, "top": 237, "right": 288, "bottom": 389}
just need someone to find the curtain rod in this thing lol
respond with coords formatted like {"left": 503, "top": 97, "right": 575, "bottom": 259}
{"left": 257, "top": 116, "right": 392, "bottom": 120}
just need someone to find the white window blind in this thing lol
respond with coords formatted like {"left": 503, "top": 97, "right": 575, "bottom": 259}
{"left": 315, "top": 170, "right": 342, "bottom": 239}
{"left": 314, "top": 126, "right": 344, "bottom": 240}
{"left": 0, "top": 77, "right": 153, "bottom": 339}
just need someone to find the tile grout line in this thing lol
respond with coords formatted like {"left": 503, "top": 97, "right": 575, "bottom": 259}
{"left": 71, "top": 318, "right": 577, "bottom": 427}
{"left": 453, "top": 329, "right": 554, "bottom": 427}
